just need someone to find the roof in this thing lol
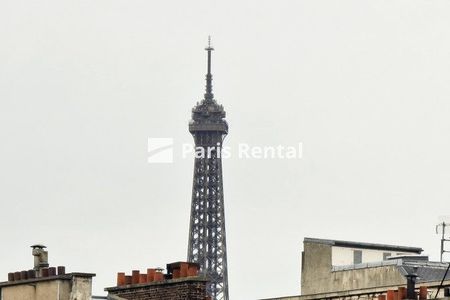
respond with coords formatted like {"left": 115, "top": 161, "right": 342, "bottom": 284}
{"left": 399, "top": 260, "right": 450, "bottom": 283}
{"left": 0, "top": 273, "right": 95, "bottom": 288}
{"left": 331, "top": 257, "right": 450, "bottom": 283}
{"left": 304, "top": 237, "right": 423, "bottom": 253}
{"left": 104, "top": 276, "right": 209, "bottom": 292}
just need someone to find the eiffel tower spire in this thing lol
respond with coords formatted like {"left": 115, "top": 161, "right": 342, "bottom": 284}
{"left": 204, "top": 36, "right": 214, "bottom": 101}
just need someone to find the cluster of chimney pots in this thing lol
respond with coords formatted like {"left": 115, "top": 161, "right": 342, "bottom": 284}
{"left": 117, "top": 262, "right": 199, "bottom": 286}
{"left": 7, "top": 245, "right": 66, "bottom": 282}
{"left": 378, "top": 286, "right": 428, "bottom": 300}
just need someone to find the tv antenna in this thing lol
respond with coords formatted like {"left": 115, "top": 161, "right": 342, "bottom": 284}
{"left": 436, "top": 220, "right": 450, "bottom": 262}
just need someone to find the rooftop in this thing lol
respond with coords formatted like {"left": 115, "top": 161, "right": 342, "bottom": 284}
{"left": 105, "top": 261, "right": 206, "bottom": 292}
{"left": 0, "top": 272, "right": 95, "bottom": 288}
{"left": 304, "top": 237, "right": 424, "bottom": 253}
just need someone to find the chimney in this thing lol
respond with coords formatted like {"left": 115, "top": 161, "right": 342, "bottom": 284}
{"left": 406, "top": 270, "right": 418, "bottom": 299}
{"left": 387, "top": 290, "right": 395, "bottom": 300}
{"left": 31, "top": 244, "right": 48, "bottom": 276}
{"left": 117, "top": 273, "right": 126, "bottom": 286}
{"left": 419, "top": 286, "right": 427, "bottom": 300}
{"left": 57, "top": 266, "right": 66, "bottom": 275}
{"left": 398, "top": 287, "right": 407, "bottom": 300}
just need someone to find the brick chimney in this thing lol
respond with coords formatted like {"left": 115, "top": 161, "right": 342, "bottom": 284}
{"left": 106, "top": 261, "right": 209, "bottom": 300}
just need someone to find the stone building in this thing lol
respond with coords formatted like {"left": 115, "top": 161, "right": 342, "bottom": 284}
{"left": 261, "top": 237, "right": 450, "bottom": 300}
{"left": 0, "top": 245, "right": 95, "bottom": 300}
{"left": 301, "top": 237, "right": 423, "bottom": 294}
{"left": 105, "top": 261, "right": 210, "bottom": 300}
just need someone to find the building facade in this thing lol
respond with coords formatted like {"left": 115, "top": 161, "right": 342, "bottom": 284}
{"left": 261, "top": 237, "right": 450, "bottom": 300}
{"left": 301, "top": 238, "right": 423, "bottom": 294}
{"left": 0, "top": 245, "right": 94, "bottom": 300}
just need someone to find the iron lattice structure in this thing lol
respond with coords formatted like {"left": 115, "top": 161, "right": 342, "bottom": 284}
{"left": 187, "top": 42, "right": 229, "bottom": 300}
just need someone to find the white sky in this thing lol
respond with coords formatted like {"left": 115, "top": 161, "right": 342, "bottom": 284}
{"left": 1, "top": 1, "right": 450, "bottom": 299}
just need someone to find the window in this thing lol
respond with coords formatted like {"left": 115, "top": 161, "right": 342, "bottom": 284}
{"left": 383, "top": 252, "right": 391, "bottom": 260}
{"left": 353, "top": 250, "right": 362, "bottom": 264}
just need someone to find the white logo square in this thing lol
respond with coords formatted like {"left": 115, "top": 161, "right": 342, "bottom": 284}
{"left": 148, "top": 138, "right": 174, "bottom": 163}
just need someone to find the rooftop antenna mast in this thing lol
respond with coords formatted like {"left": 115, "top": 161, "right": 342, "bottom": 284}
{"left": 436, "top": 221, "right": 450, "bottom": 262}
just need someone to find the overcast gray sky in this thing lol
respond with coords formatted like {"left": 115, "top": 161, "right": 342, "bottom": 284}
{"left": 1, "top": 0, "right": 450, "bottom": 299}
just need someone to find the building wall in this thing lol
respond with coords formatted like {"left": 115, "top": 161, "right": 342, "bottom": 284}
{"left": 331, "top": 246, "right": 413, "bottom": 266}
{"left": 301, "top": 241, "right": 332, "bottom": 295}
{"left": 0, "top": 276, "right": 92, "bottom": 300}
{"left": 301, "top": 242, "right": 409, "bottom": 295}
{"left": 1, "top": 280, "right": 71, "bottom": 300}
{"left": 329, "top": 265, "right": 405, "bottom": 291}
{"left": 69, "top": 276, "right": 92, "bottom": 300}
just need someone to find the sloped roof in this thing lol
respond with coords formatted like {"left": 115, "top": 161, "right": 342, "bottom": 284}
{"left": 398, "top": 260, "right": 450, "bottom": 283}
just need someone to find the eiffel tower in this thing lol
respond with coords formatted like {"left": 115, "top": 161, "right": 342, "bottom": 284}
{"left": 187, "top": 39, "right": 229, "bottom": 300}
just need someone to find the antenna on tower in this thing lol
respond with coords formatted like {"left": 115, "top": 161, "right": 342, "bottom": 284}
{"left": 436, "top": 217, "right": 450, "bottom": 262}
{"left": 204, "top": 36, "right": 214, "bottom": 101}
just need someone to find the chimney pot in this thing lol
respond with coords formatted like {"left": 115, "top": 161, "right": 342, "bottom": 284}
{"left": 180, "top": 263, "right": 189, "bottom": 277}
{"left": 27, "top": 270, "right": 36, "bottom": 279}
{"left": 125, "top": 275, "right": 132, "bottom": 285}
{"left": 8, "top": 273, "right": 14, "bottom": 282}
{"left": 139, "top": 274, "right": 147, "bottom": 283}
{"left": 13, "top": 272, "right": 21, "bottom": 281}
{"left": 386, "top": 290, "right": 395, "bottom": 300}
{"left": 131, "top": 270, "right": 140, "bottom": 284}
{"left": 41, "top": 268, "right": 49, "bottom": 278}
{"left": 154, "top": 271, "right": 164, "bottom": 282}
{"left": 48, "top": 267, "right": 56, "bottom": 276}
{"left": 406, "top": 272, "right": 418, "bottom": 300}
{"left": 398, "top": 287, "right": 407, "bottom": 300}
{"left": 117, "top": 273, "right": 126, "bottom": 286}
{"left": 20, "top": 271, "right": 28, "bottom": 280}
{"left": 188, "top": 265, "right": 198, "bottom": 277}
{"left": 419, "top": 286, "right": 427, "bottom": 300}
{"left": 147, "top": 269, "right": 156, "bottom": 282}
{"left": 57, "top": 266, "right": 65, "bottom": 275}
{"left": 173, "top": 269, "right": 181, "bottom": 279}
{"left": 31, "top": 244, "right": 48, "bottom": 272}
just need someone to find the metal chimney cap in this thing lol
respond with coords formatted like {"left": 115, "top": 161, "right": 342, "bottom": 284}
{"left": 30, "top": 244, "right": 47, "bottom": 249}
